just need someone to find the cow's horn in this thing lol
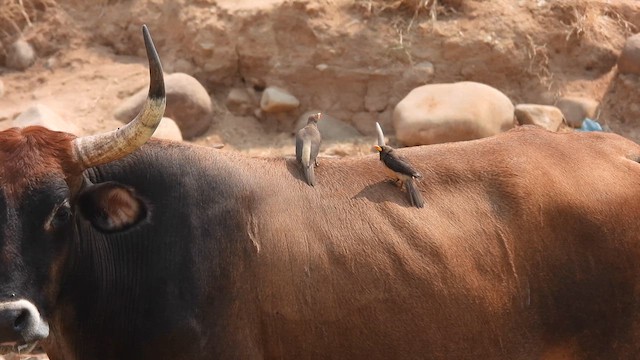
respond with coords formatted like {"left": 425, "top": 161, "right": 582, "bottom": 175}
{"left": 72, "top": 25, "right": 166, "bottom": 169}
{"left": 376, "top": 122, "right": 386, "bottom": 146}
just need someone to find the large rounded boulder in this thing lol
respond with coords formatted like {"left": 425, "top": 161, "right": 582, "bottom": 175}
{"left": 115, "top": 73, "right": 214, "bottom": 139}
{"left": 152, "top": 117, "right": 183, "bottom": 141}
{"left": 393, "top": 81, "right": 514, "bottom": 146}
{"left": 618, "top": 33, "right": 640, "bottom": 75}
{"left": 13, "top": 103, "right": 80, "bottom": 134}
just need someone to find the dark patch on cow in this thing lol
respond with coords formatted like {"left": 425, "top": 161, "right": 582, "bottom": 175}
{"left": 77, "top": 181, "right": 149, "bottom": 233}
{"left": 0, "top": 177, "right": 73, "bottom": 322}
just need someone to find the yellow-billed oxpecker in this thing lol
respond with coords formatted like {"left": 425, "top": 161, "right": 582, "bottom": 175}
{"left": 374, "top": 144, "right": 425, "bottom": 208}
{"left": 373, "top": 122, "right": 424, "bottom": 208}
{"left": 296, "top": 112, "right": 322, "bottom": 186}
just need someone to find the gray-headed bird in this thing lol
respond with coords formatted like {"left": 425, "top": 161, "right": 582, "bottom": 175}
{"left": 374, "top": 145, "right": 425, "bottom": 208}
{"left": 296, "top": 113, "right": 322, "bottom": 186}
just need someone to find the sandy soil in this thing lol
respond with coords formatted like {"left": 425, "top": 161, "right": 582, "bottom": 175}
{"left": 2, "top": 0, "right": 640, "bottom": 158}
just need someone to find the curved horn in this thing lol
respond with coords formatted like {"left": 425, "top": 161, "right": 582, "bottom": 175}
{"left": 376, "top": 122, "right": 386, "bottom": 146}
{"left": 72, "top": 25, "right": 166, "bottom": 169}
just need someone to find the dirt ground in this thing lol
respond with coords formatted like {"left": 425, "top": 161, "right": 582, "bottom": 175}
{"left": 1, "top": 0, "right": 640, "bottom": 158}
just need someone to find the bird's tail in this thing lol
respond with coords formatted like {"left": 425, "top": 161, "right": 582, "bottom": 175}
{"left": 406, "top": 179, "right": 424, "bottom": 208}
{"left": 304, "top": 164, "right": 316, "bottom": 187}
{"left": 301, "top": 141, "right": 316, "bottom": 186}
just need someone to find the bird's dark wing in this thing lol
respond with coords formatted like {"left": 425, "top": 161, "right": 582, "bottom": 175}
{"left": 383, "top": 151, "right": 421, "bottom": 178}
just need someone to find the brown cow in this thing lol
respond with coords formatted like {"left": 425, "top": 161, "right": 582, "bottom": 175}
{"left": 2, "top": 26, "right": 640, "bottom": 360}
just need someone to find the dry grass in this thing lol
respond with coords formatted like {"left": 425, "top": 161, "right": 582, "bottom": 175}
{"left": 0, "top": 0, "right": 81, "bottom": 62}
{"left": 386, "top": 21, "right": 414, "bottom": 64}
{"left": 0, "top": 0, "right": 56, "bottom": 41}
{"left": 554, "top": 1, "right": 636, "bottom": 46}
{"left": 354, "top": 0, "right": 459, "bottom": 22}
{"left": 355, "top": 0, "right": 457, "bottom": 64}
{"left": 355, "top": 0, "right": 427, "bottom": 14}
{"left": 525, "top": 34, "right": 555, "bottom": 92}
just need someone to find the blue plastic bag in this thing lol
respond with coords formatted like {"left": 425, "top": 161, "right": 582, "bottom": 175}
{"left": 578, "top": 118, "right": 603, "bottom": 132}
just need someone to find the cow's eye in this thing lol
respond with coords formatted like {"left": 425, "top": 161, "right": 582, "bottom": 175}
{"left": 47, "top": 201, "right": 72, "bottom": 230}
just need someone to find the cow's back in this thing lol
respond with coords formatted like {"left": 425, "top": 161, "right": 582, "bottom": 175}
{"left": 234, "top": 127, "right": 640, "bottom": 359}
{"left": 47, "top": 128, "right": 640, "bottom": 359}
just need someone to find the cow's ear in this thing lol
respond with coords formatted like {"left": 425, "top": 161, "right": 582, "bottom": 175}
{"left": 76, "top": 182, "right": 148, "bottom": 233}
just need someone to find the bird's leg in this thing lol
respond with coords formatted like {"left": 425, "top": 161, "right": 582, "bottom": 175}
{"left": 385, "top": 178, "right": 403, "bottom": 188}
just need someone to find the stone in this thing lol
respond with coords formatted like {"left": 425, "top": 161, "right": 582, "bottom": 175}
{"left": 13, "top": 103, "right": 80, "bottom": 134}
{"left": 351, "top": 112, "right": 377, "bottom": 136}
{"left": 618, "top": 33, "right": 640, "bottom": 75}
{"left": 260, "top": 87, "right": 300, "bottom": 113}
{"left": 0, "top": 79, "right": 4, "bottom": 98}
{"left": 6, "top": 38, "right": 36, "bottom": 71}
{"left": 555, "top": 96, "right": 599, "bottom": 128}
{"left": 351, "top": 110, "right": 393, "bottom": 137}
{"left": 393, "top": 81, "right": 514, "bottom": 146}
{"left": 514, "top": 104, "right": 564, "bottom": 131}
{"left": 172, "top": 58, "right": 195, "bottom": 74}
{"left": 364, "top": 80, "right": 389, "bottom": 113}
{"left": 226, "top": 87, "right": 256, "bottom": 116}
{"left": 152, "top": 117, "right": 183, "bottom": 141}
{"left": 114, "top": 73, "right": 214, "bottom": 139}
{"left": 294, "top": 111, "right": 361, "bottom": 142}
{"left": 45, "top": 57, "right": 57, "bottom": 70}
{"left": 402, "top": 61, "right": 435, "bottom": 85}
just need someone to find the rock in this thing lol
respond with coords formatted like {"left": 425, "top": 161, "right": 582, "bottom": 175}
{"left": 260, "top": 87, "right": 300, "bottom": 113}
{"left": 152, "top": 117, "right": 183, "bottom": 141}
{"left": 514, "top": 104, "right": 564, "bottom": 131}
{"left": 393, "top": 81, "right": 514, "bottom": 146}
{"left": 172, "top": 58, "right": 195, "bottom": 74}
{"left": 555, "top": 96, "right": 599, "bottom": 128}
{"left": 364, "top": 80, "right": 389, "bottom": 113}
{"left": 7, "top": 38, "right": 36, "bottom": 70}
{"left": 618, "top": 33, "right": 640, "bottom": 75}
{"left": 114, "top": 73, "right": 214, "bottom": 139}
{"left": 294, "top": 111, "right": 361, "bottom": 141}
{"left": 13, "top": 103, "right": 80, "bottom": 134}
{"left": 45, "top": 57, "right": 57, "bottom": 70}
{"left": 0, "top": 79, "right": 4, "bottom": 98}
{"left": 402, "top": 61, "right": 435, "bottom": 85}
{"left": 226, "top": 87, "right": 255, "bottom": 116}
{"left": 351, "top": 110, "right": 393, "bottom": 137}
{"left": 352, "top": 112, "right": 377, "bottom": 136}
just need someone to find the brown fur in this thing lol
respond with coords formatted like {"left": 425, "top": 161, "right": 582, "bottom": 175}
{"left": 5, "top": 126, "right": 640, "bottom": 359}
{"left": 0, "top": 127, "right": 80, "bottom": 201}
{"left": 183, "top": 126, "right": 640, "bottom": 359}
{"left": 0, "top": 126, "right": 80, "bottom": 346}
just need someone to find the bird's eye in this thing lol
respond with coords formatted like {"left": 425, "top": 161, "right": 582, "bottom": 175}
{"left": 47, "top": 201, "right": 72, "bottom": 230}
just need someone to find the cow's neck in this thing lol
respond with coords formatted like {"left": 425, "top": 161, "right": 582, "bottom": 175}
{"left": 48, "top": 143, "right": 258, "bottom": 359}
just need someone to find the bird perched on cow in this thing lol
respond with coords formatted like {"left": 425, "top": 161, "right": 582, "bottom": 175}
{"left": 373, "top": 122, "right": 424, "bottom": 208}
{"left": 296, "top": 112, "right": 322, "bottom": 186}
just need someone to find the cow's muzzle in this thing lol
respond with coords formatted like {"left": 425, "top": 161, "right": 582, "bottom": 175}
{"left": 0, "top": 300, "right": 49, "bottom": 355}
